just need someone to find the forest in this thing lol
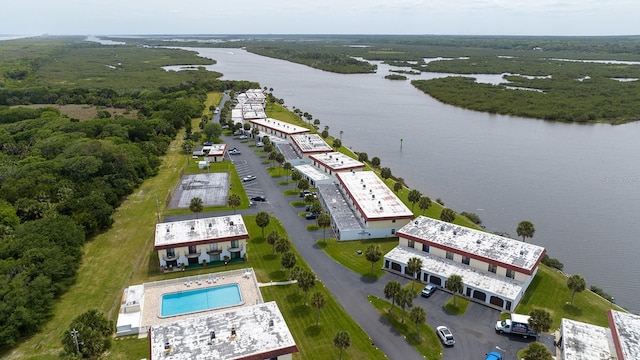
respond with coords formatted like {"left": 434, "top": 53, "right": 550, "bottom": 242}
{"left": 0, "top": 38, "right": 258, "bottom": 348}
{"left": 118, "top": 34, "right": 640, "bottom": 123}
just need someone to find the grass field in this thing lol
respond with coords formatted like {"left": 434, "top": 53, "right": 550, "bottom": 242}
{"left": 368, "top": 295, "right": 442, "bottom": 360}
{"left": 316, "top": 237, "right": 399, "bottom": 279}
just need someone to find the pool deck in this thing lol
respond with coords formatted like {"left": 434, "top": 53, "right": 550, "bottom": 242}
{"left": 140, "top": 269, "right": 263, "bottom": 330}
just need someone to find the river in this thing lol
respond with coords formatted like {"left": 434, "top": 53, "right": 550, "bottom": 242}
{"left": 174, "top": 47, "right": 640, "bottom": 313}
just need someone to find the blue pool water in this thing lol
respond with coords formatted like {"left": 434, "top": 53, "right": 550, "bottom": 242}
{"left": 161, "top": 284, "right": 242, "bottom": 317}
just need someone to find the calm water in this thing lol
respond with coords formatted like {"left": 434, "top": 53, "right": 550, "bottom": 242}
{"left": 179, "top": 47, "right": 640, "bottom": 313}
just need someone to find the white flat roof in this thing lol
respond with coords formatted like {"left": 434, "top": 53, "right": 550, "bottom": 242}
{"left": 336, "top": 171, "right": 413, "bottom": 221}
{"left": 290, "top": 134, "right": 333, "bottom": 154}
{"left": 154, "top": 215, "right": 248, "bottom": 249}
{"left": 398, "top": 216, "right": 545, "bottom": 274}
{"left": 561, "top": 318, "right": 615, "bottom": 360}
{"left": 384, "top": 245, "right": 526, "bottom": 300}
{"left": 206, "top": 144, "right": 226, "bottom": 156}
{"left": 309, "top": 152, "right": 365, "bottom": 171}
{"left": 150, "top": 301, "right": 298, "bottom": 360}
{"left": 294, "top": 164, "right": 332, "bottom": 183}
{"left": 610, "top": 310, "right": 640, "bottom": 359}
{"left": 250, "top": 118, "right": 309, "bottom": 135}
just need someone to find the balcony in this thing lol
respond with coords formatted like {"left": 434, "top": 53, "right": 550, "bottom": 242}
{"left": 186, "top": 251, "right": 202, "bottom": 259}
{"left": 228, "top": 245, "right": 243, "bottom": 253}
{"left": 163, "top": 253, "right": 179, "bottom": 262}
{"left": 207, "top": 248, "right": 222, "bottom": 255}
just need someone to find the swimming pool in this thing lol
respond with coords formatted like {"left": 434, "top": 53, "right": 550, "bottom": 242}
{"left": 161, "top": 283, "right": 243, "bottom": 317}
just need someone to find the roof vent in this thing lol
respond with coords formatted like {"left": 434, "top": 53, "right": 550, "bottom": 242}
{"left": 379, "top": 206, "right": 383, "bottom": 211}
{"left": 477, "top": 239, "right": 481, "bottom": 244}
{"left": 269, "top": 319, "right": 274, "bottom": 327}
{"left": 166, "top": 228, "right": 170, "bottom": 233}
{"left": 210, "top": 330, "right": 216, "bottom": 340}
{"left": 231, "top": 326, "right": 237, "bottom": 336}
{"left": 414, "top": 221, "right": 418, "bottom": 225}
{"left": 363, "top": 184, "right": 366, "bottom": 189}
{"left": 453, "top": 231, "right": 457, "bottom": 235}
{"left": 440, "top": 226, "right": 445, "bottom": 231}
{"left": 190, "top": 226, "right": 195, "bottom": 231}
{"left": 164, "top": 342, "right": 171, "bottom": 350}
{"left": 372, "top": 194, "right": 375, "bottom": 199}
{"left": 500, "top": 243, "right": 506, "bottom": 248}
{"left": 360, "top": 178, "right": 363, "bottom": 183}
{"left": 230, "top": 221, "right": 234, "bottom": 226}
{"left": 208, "top": 223, "right": 212, "bottom": 228}
{"left": 520, "top": 250, "right": 524, "bottom": 255}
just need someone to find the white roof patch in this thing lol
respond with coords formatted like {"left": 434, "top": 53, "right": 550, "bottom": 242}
{"left": 154, "top": 215, "right": 248, "bottom": 248}
{"left": 294, "top": 164, "right": 332, "bottom": 183}
{"left": 150, "top": 301, "right": 297, "bottom": 360}
{"left": 610, "top": 310, "right": 640, "bottom": 359}
{"left": 561, "top": 318, "right": 615, "bottom": 360}
{"left": 398, "top": 216, "right": 545, "bottom": 272}
{"left": 250, "top": 118, "right": 309, "bottom": 135}
{"left": 384, "top": 245, "right": 525, "bottom": 299}
{"left": 290, "top": 134, "right": 333, "bottom": 153}
{"left": 309, "top": 152, "right": 365, "bottom": 171}
{"left": 336, "top": 171, "right": 413, "bottom": 220}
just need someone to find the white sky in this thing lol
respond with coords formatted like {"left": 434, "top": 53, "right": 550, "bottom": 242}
{"left": 1, "top": 0, "right": 638, "bottom": 36}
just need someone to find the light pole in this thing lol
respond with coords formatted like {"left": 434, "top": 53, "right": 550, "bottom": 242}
{"left": 71, "top": 328, "right": 80, "bottom": 354}
{"left": 610, "top": 296, "right": 615, "bottom": 308}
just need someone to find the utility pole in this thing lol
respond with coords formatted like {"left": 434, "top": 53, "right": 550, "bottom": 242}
{"left": 400, "top": 138, "right": 403, "bottom": 149}
{"left": 71, "top": 328, "right": 80, "bottom": 354}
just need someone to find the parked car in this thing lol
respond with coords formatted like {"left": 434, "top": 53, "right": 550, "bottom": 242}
{"left": 242, "top": 175, "right": 256, "bottom": 182}
{"left": 256, "top": 142, "right": 264, "bottom": 147}
{"left": 229, "top": 149, "right": 241, "bottom": 155}
{"left": 436, "top": 326, "right": 455, "bottom": 346}
{"left": 421, "top": 284, "right": 437, "bottom": 298}
{"left": 305, "top": 212, "right": 318, "bottom": 220}
{"left": 203, "top": 141, "right": 213, "bottom": 146}
{"left": 299, "top": 190, "right": 315, "bottom": 198}
{"left": 192, "top": 155, "right": 199, "bottom": 159}
{"left": 239, "top": 135, "right": 248, "bottom": 140}
{"left": 250, "top": 195, "right": 266, "bottom": 202}
{"left": 484, "top": 351, "right": 503, "bottom": 360}
{"left": 233, "top": 131, "right": 242, "bottom": 136}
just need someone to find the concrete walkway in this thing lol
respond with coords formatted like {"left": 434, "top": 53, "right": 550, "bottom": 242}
{"left": 258, "top": 280, "right": 297, "bottom": 287}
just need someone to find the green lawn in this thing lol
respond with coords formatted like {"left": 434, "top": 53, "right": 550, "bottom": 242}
{"left": 317, "top": 238, "right": 399, "bottom": 279}
{"left": 263, "top": 285, "right": 387, "bottom": 360}
{"left": 368, "top": 295, "right": 442, "bottom": 360}
{"left": 515, "top": 265, "right": 622, "bottom": 329}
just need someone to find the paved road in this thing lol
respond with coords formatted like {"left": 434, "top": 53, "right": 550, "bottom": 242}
{"left": 171, "top": 133, "right": 555, "bottom": 360}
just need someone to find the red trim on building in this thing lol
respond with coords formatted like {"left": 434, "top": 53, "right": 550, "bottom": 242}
{"left": 153, "top": 234, "right": 249, "bottom": 251}
{"left": 398, "top": 232, "right": 546, "bottom": 275}
{"left": 608, "top": 310, "right": 626, "bottom": 360}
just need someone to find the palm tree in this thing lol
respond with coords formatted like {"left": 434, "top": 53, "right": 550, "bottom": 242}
{"left": 440, "top": 208, "right": 456, "bottom": 223}
{"left": 393, "top": 181, "right": 403, "bottom": 194}
{"left": 266, "top": 230, "right": 279, "bottom": 255}
{"left": 255, "top": 211, "right": 270, "bottom": 238}
{"left": 384, "top": 281, "right": 401, "bottom": 312}
{"left": 409, "top": 306, "right": 427, "bottom": 338}
{"left": 333, "top": 330, "right": 350, "bottom": 360}
{"left": 395, "top": 287, "right": 413, "bottom": 323}
{"left": 364, "top": 244, "right": 382, "bottom": 275}
{"left": 274, "top": 237, "right": 291, "bottom": 259}
{"left": 227, "top": 194, "right": 241, "bottom": 214}
{"left": 528, "top": 308, "right": 552, "bottom": 338}
{"left": 516, "top": 220, "right": 536, "bottom": 242}
{"left": 283, "top": 162, "right": 292, "bottom": 181}
{"left": 407, "top": 189, "right": 422, "bottom": 211}
{"left": 189, "top": 197, "right": 203, "bottom": 219}
{"left": 280, "top": 252, "right": 296, "bottom": 276}
{"left": 298, "top": 270, "right": 316, "bottom": 305}
{"left": 522, "top": 342, "right": 554, "bottom": 359}
{"left": 418, "top": 196, "right": 431, "bottom": 214}
{"left": 310, "top": 291, "right": 326, "bottom": 326}
{"left": 317, "top": 213, "right": 331, "bottom": 243}
{"left": 407, "top": 257, "right": 423, "bottom": 289}
{"left": 567, "top": 274, "right": 586, "bottom": 305}
{"left": 445, "top": 274, "right": 464, "bottom": 307}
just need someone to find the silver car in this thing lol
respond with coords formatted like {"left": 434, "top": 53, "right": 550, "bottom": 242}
{"left": 436, "top": 326, "right": 455, "bottom": 346}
